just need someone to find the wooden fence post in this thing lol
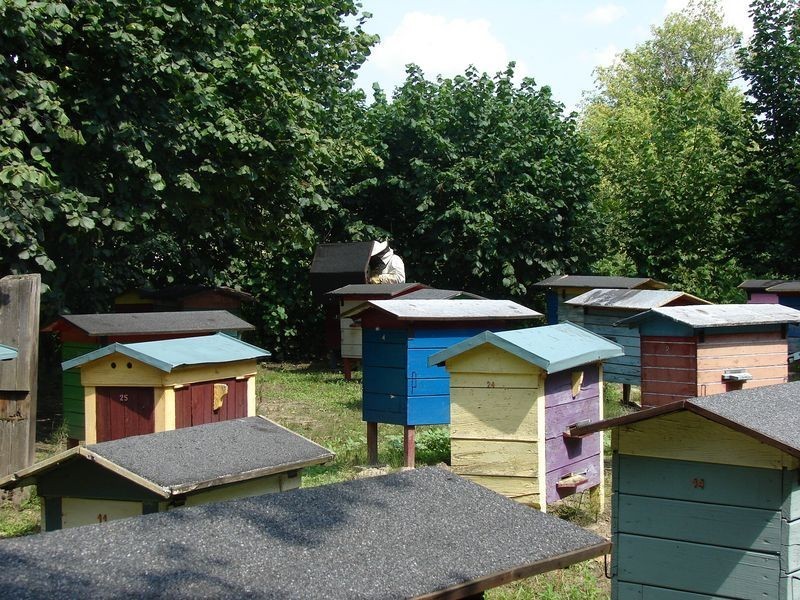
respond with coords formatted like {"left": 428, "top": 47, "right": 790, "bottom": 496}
{"left": 0, "top": 274, "right": 41, "bottom": 500}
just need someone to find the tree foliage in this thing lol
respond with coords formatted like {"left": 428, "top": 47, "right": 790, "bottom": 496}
{"left": 346, "top": 65, "right": 598, "bottom": 299}
{"left": 582, "top": 0, "right": 750, "bottom": 301}
{"left": 738, "top": 0, "right": 800, "bottom": 275}
{"left": 0, "top": 1, "right": 376, "bottom": 334}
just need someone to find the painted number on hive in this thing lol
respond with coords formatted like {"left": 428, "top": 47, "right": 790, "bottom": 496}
{"left": 692, "top": 478, "right": 705, "bottom": 489}
{"left": 486, "top": 381, "right": 495, "bottom": 388}
{"left": 97, "top": 513, "right": 108, "bottom": 523}
{"left": 119, "top": 394, "right": 128, "bottom": 402}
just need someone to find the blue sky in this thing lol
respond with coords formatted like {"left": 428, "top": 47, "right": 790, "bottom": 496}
{"left": 355, "top": 1, "right": 752, "bottom": 111}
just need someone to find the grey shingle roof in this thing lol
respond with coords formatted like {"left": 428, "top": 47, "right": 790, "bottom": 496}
{"left": 325, "top": 283, "right": 423, "bottom": 297}
{"left": 0, "top": 417, "right": 333, "bottom": 496}
{"left": 401, "top": 288, "right": 485, "bottom": 300}
{"left": 616, "top": 304, "right": 800, "bottom": 328}
{"left": 48, "top": 310, "right": 254, "bottom": 336}
{"left": 532, "top": 275, "right": 668, "bottom": 290}
{"left": 571, "top": 382, "right": 800, "bottom": 458}
{"left": 738, "top": 279, "right": 787, "bottom": 291}
{"left": 0, "top": 467, "right": 608, "bottom": 599}
{"left": 564, "top": 289, "right": 709, "bottom": 310}
{"left": 767, "top": 281, "right": 800, "bottom": 293}
{"left": 342, "top": 299, "right": 542, "bottom": 320}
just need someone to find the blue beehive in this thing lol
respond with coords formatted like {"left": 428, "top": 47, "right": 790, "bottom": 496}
{"left": 343, "top": 299, "right": 541, "bottom": 466}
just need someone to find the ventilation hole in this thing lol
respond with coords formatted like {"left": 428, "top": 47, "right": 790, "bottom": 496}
{"left": 110, "top": 362, "right": 117, "bottom": 369}
{"left": 126, "top": 362, "right": 132, "bottom": 369}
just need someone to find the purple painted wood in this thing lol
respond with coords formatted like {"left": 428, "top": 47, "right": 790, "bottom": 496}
{"left": 544, "top": 433, "right": 601, "bottom": 472}
{"left": 544, "top": 365, "right": 600, "bottom": 408}
{"left": 544, "top": 399, "right": 600, "bottom": 440}
{"left": 748, "top": 293, "right": 779, "bottom": 304}
{"left": 545, "top": 453, "right": 602, "bottom": 504}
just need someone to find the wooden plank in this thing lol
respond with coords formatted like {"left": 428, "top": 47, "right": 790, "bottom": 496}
{"left": 604, "top": 370, "right": 640, "bottom": 386}
{"left": 618, "top": 411, "right": 789, "bottom": 470}
{"left": 544, "top": 453, "right": 602, "bottom": 505}
{"left": 697, "top": 365, "right": 788, "bottom": 385}
{"left": 162, "top": 362, "right": 257, "bottom": 388}
{"left": 616, "top": 533, "right": 781, "bottom": 599}
{"left": 450, "top": 387, "right": 538, "bottom": 441}
{"left": 641, "top": 338, "right": 697, "bottom": 357}
{"left": 616, "top": 581, "right": 748, "bottom": 599}
{"left": 407, "top": 375, "right": 449, "bottom": 397}
{"left": 616, "top": 454, "right": 783, "bottom": 509}
{"left": 544, "top": 366, "right": 600, "bottom": 408}
{"left": 461, "top": 473, "right": 539, "bottom": 498}
{"left": 782, "top": 517, "right": 800, "bottom": 573}
{"left": 363, "top": 366, "right": 407, "bottom": 395}
{"left": 450, "top": 372, "right": 539, "bottom": 389}
{"left": 617, "top": 493, "right": 782, "bottom": 553}
{"left": 640, "top": 380, "right": 697, "bottom": 397}
{"left": 544, "top": 434, "right": 601, "bottom": 473}
{"left": 406, "top": 394, "right": 449, "bottom": 425}
{"left": 407, "top": 327, "right": 489, "bottom": 350}
{"left": 444, "top": 344, "right": 535, "bottom": 375}
{"left": 544, "top": 399, "right": 601, "bottom": 439}
{"left": 783, "top": 469, "right": 800, "bottom": 522}
{"left": 696, "top": 342, "right": 788, "bottom": 358}
{"left": 643, "top": 354, "right": 698, "bottom": 369}
{"left": 244, "top": 377, "right": 254, "bottom": 417}
{"left": 697, "top": 352, "right": 788, "bottom": 370}
{"left": 451, "top": 438, "right": 538, "bottom": 477}
{"left": 361, "top": 338, "right": 406, "bottom": 368}
{"left": 698, "top": 379, "right": 789, "bottom": 397}
{"left": 641, "top": 366, "right": 696, "bottom": 383}
{"left": 701, "top": 331, "right": 784, "bottom": 344}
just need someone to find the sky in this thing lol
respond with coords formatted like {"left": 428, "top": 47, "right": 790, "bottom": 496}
{"left": 355, "top": 0, "right": 753, "bottom": 112}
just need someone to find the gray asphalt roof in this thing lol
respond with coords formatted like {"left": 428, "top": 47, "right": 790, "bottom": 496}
{"left": 767, "top": 281, "right": 800, "bottom": 293}
{"left": 532, "top": 275, "right": 668, "bottom": 290}
{"left": 572, "top": 382, "right": 800, "bottom": 459}
{"left": 565, "top": 289, "right": 709, "bottom": 310}
{"left": 325, "top": 283, "right": 423, "bottom": 297}
{"left": 616, "top": 304, "right": 800, "bottom": 328}
{"left": 0, "top": 418, "right": 333, "bottom": 495}
{"left": 0, "top": 468, "right": 608, "bottom": 599}
{"left": 343, "top": 299, "right": 542, "bottom": 320}
{"left": 738, "top": 279, "right": 787, "bottom": 291}
{"left": 402, "top": 288, "right": 485, "bottom": 300}
{"left": 50, "top": 310, "right": 254, "bottom": 336}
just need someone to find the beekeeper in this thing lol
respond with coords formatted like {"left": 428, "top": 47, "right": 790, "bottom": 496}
{"left": 368, "top": 240, "right": 405, "bottom": 284}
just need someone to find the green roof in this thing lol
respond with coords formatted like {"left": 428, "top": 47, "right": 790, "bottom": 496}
{"left": 0, "top": 344, "right": 17, "bottom": 362}
{"left": 428, "top": 323, "right": 624, "bottom": 374}
{"left": 61, "top": 333, "right": 270, "bottom": 373}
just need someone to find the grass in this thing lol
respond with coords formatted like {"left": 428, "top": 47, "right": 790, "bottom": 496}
{"left": 0, "top": 363, "right": 638, "bottom": 598}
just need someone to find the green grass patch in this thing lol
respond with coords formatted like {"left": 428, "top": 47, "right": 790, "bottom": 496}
{"left": 0, "top": 495, "right": 41, "bottom": 539}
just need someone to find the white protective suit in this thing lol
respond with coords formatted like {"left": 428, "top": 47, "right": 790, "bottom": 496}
{"left": 369, "top": 242, "right": 406, "bottom": 284}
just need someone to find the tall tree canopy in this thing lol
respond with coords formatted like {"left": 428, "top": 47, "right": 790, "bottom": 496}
{"left": 0, "top": 0, "right": 376, "bottom": 327}
{"left": 738, "top": 0, "right": 800, "bottom": 275}
{"left": 345, "top": 65, "right": 598, "bottom": 299}
{"left": 582, "top": 0, "right": 750, "bottom": 300}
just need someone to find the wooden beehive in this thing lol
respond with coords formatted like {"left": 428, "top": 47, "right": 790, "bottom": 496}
{"left": 61, "top": 333, "right": 270, "bottom": 443}
{"left": 564, "top": 289, "right": 709, "bottom": 390}
{"left": 344, "top": 299, "right": 541, "bottom": 466}
{"left": 430, "top": 323, "right": 623, "bottom": 511}
{"left": 0, "top": 417, "right": 332, "bottom": 531}
{"left": 42, "top": 311, "right": 255, "bottom": 444}
{"left": 572, "top": 382, "right": 800, "bottom": 599}
{"left": 617, "top": 304, "right": 800, "bottom": 407}
{"left": 531, "top": 275, "right": 668, "bottom": 325}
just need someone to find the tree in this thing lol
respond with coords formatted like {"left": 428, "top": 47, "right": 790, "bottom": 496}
{"left": 582, "top": 0, "right": 750, "bottom": 301}
{"left": 0, "top": 0, "right": 377, "bottom": 348}
{"left": 738, "top": 0, "right": 800, "bottom": 275}
{"left": 343, "top": 65, "right": 598, "bottom": 300}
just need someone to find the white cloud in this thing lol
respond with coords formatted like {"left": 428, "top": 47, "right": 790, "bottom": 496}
{"left": 663, "top": 0, "right": 753, "bottom": 39}
{"left": 369, "top": 12, "right": 527, "bottom": 81}
{"left": 584, "top": 4, "right": 627, "bottom": 25}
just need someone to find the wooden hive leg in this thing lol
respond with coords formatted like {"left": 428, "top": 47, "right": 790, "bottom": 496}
{"left": 622, "top": 384, "right": 631, "bottom": 405}
{"left": 367, "top": 421, "right": 378, "bottom": 465}
{"left": 342, "top": 358, "right": 353, "bottom": 381}
{"left": 404, "top": 426, "right": 416, "bottom": 468}
{"left": 589, "top": 482, "right": 604, "bottom": 514}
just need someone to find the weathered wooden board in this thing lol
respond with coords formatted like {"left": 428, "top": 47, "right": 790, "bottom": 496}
{"left": 0, "top": 274, "right": 40, "bottom": 480}
{"left": 450, "top": 371, "right": 539, "bottom": 389}
{"left": 544, "top": 434, "right": 601, "bottom": 473}
{"left": 544, "top": 366, "right": 599, "bottom": 408}
{"left": 616, "top": 454, "right": 784, "bottom": 510}
{"left": 783, "top": 469, "right": 800, "bottom": 522}
{"left": 696, "top": 365, "right": 787, "bottom": 385}
{"left": 616, "top": 493, "right": 782, "bottom": 553}
{"left": 782, "top": 517, "right": 800, "bottom": 573}
{"left": 450, "top": 438, "right": 538, "bottom": 477}
{"left": 617, "top": 411, "right": 792, "bottom": 470}
{"left": 641, "top": 337, "right": 697, "bottom": 356}
{"left": 461, "top": 473, "right": 539, "bottom": 499}
{"left": 616, "top": 581, "right": 748, "bottom": 599}
{"left": 450, "top": 386, "right": 538, "bottom": 440}
{"left": 544, "top": 399, "right": 600, "bottom": 439}
{"left": 616, "top": 534, "right": 781, "bottom": 599}
{"left": 696, "top": 341, "right": 787, "bottom": 357}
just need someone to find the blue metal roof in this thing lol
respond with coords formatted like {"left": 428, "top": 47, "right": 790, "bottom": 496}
{"left": 428, "top": 322, "right": 624, "bottom": 374}
{"left": 61, "top": 333, "right": 270, "bottom": 372}
{"left": 0, "top": 344, "right": 17, "bottom": 362}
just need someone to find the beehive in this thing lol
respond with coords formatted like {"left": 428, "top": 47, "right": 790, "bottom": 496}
{"left": 430, "top": 323, "right": 623, "bottom": 511}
